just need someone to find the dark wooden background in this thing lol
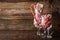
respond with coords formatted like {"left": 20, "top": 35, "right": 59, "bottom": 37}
{"left": 0, "top": 0, "right": 60, "bottom": 40}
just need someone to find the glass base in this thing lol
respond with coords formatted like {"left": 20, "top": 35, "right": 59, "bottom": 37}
{"left": 37, "top": 31, "right": 52, "bottom": 38}
{"left": 37, "top": 32, "right": 44, "bottom": 36}
{"left": 37, "top": 32, "right": 46, "bottom": 38}
{"left": 47, "top": 35, "right": 52, "bottom": 38}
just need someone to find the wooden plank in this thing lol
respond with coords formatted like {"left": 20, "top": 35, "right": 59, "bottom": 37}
{"left": 0, "top": 19, "right": 34, "bottom": 30}
{"left": 0, "top": 2, "right": 34, "bottom": 8}
{"left": 0, "top": 0, "right": 44, "bottom": 2}
{"left": 0, "top": 16, "right": 33, "bottom": 19}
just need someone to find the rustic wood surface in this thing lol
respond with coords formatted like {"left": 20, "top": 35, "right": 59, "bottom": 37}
{"left": 0, "top": 30, "right": 59, "bottom": 40}
{"left": 0, "top": 0, "right": 59, "bottom": 40}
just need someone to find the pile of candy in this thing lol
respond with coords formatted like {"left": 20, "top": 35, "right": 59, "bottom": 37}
{"left": 30, "top": 3, "right": 51, "bottom": 28}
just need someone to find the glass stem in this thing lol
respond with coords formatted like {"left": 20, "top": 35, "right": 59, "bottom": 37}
{"left": 47, "top": 28, "right": 49, "bottom": 35}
